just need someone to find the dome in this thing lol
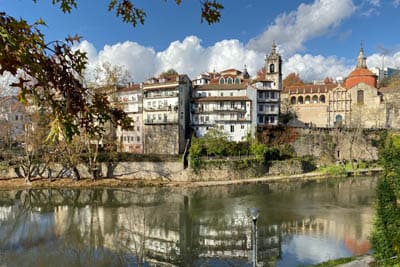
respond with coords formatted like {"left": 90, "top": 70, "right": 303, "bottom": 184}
{"left": 344, "top": 47, "right": 377, "bottom": 89}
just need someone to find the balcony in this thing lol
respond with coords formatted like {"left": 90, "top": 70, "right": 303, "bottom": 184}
{"left": 191, "top": 107, "right": 246, "bottom": 113}
{"left": 144, "top": 91, "right": 179, "bottom": 99}
{"left": 144, "top": 105, "right": 179, "bottom": 112}
{"left": 144, "top": 118, "right": 179, "bottom": 125}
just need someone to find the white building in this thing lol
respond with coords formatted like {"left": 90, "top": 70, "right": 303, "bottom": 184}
{"left": 115, "top": 84, "right": 143, "bottom": 153}
{"left": 142, "top": 74, "right": 191, "bottom": 154}
{"left": 191, "top": 68, "right": 255, "bottom": 142}
{"left": 255, "top": 42, "right": 282, "bottom": 127}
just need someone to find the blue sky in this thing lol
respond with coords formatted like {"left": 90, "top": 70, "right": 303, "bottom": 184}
{"left": 3, "top": 0, "right": 400, "bottom": 83}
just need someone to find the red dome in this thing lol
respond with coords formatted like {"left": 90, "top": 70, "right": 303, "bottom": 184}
{"left": 345, "top": 68, "right": 377, "bottom": 89}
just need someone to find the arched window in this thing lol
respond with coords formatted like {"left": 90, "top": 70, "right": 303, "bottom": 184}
{"left": 298, "top": 96, "right": 304, "bottom": 104}
{"left": 269, "top": 64, "right": 275, "bottom": 73}
{"left": 357, "top": 90, "right": 364, "bottom": 104}
{"left": 319, "top": 95, "right": 326, "bottom": 103}
{"left": 219, "top": 77, "right": 225, "bottom": 84}
{"left": 312, "top": 95, "right": 318, "bottom": 103}
{"left": 227, "top": 77, "right": 233, "bottom": 84}
{"left": 305, "top": 95, "right": 311, "bottom": 104}
{"left": 290, "top": 96, "right": 296, "bottom": 104}
{"left": 335, "top": 114, "right": 343, "bottom": 122}
{"left": 235, "top": 78, "right": 241, "bottom": 84}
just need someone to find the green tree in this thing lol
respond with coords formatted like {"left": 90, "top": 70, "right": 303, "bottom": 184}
{"left": 371, "top": 133, "right": 400, "bottom": 264}
{"left": 1, "top": 1, "right": 224, "bottom": 142}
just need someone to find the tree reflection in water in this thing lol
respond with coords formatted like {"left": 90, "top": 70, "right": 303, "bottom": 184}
{"left": 0, "top": 177, "right": 377, "bottom": 266}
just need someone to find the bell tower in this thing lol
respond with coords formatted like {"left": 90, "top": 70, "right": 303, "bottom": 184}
{"left": 265, "top": 41, "right": 282, "bottom": 90}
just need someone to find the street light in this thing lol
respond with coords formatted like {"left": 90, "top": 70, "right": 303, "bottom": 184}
{"left": 248, "top": 207, "right": 260, "bottom": 267}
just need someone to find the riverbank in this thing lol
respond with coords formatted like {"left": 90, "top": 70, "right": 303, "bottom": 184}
{"left": 0, "top": 167, "right": 383, "bottom": 189}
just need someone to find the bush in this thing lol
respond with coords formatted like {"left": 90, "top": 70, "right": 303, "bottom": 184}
{"left": 371, "top": 133, "right": 400, "bottom": 262}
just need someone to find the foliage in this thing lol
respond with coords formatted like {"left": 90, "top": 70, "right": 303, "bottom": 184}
{"left": 159, "top": 68, "right": 179, "bottom": 78}
{"left": 303, "top": 256, "right": 354, "bottom": 267}
{"left": 250, "top": 139, "right": 267, "bottom": 162}
{"left": 32, "top": 0, "right": 224, "bottom": 26}
{"left": 257, "top": 126, "right": 298, "bottom": 147}
{"left": 319, "top": 165, "right": 347, "bottom": 177}
{"left": 371, "top": 133, "right": 400, "bottom": 263}
{"left": 282, "top": 72, "right": 304, "bottom": 87}
{"left": 0, "top": 13, "right": 132, "bottom": 143}
{"left": 323, "top": 76, "right": 334, "bottom": 84}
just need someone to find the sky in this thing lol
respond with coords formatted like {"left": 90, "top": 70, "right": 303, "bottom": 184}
{"left": 3, "top": 0, "right": 400, "bottom": 86}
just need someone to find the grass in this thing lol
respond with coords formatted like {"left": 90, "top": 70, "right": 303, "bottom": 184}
{"left": 298, "top": 256, "right": 355, "bottom": 267}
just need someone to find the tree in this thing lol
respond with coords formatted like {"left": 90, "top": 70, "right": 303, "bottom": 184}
{"left": 159, "top": 68, "right": 179, "bottom": 78}
{"left": 371, "top": 134, "right": 400, "bottom": 263}
{"left": 90, "top": 61, "right": 132, "bottom": 88}
{"left": 324, "top": 77, "right": 334, "bottom": 84}
{"left": 33, "top": 0, "right": 224, "bottom": 26}
{"left": 1, "top": 1, "right": 224, "bottom": 142}
{"left": 283, "top": 72, "right": 304, "bottom": 87}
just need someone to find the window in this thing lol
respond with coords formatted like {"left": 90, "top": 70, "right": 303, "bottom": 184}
{"left": 357, "top": 90, "right": 364, "bottom": 104}
{"left": 227, "top": 77, "right": 233, "bottom": 84}
{"left": 241, "top": 125, "right": 244, "bottom": 129}
{"left": 312, "top": 95, "right": 318, "bottom": 103}
{"left": 270, "top": 116, "right": 275, "bottom": 124}
{"left": 235, "top": 78, "right": 241, "bottom": 84}
{"left": 271, "top": 92, "right": 276, "bottom": 99}
{"left": 258, "top": 116, "right": 263, "bottom": 124}
{"left": 230, "top": 125, "right": 234, "bottom": 132}
{"left": 205, "top": 116, "right": 209, "bottom": 122}
{"left": 219, "top": 77, "right": 225, "bottom": 84}
{"left": 305, "top": 95, "right": 311, "bottom": 104}
{"left": 231, "top": 102, "right": 234, "bottom": 108}
{"left": 290, "top": 96, "right": 296, "bottom": 104}
{"left": 320, "top": 95, "right": 326, "bottom": 103}
{"left": 220, "top": 92, "right": 224, "bottom": 96}
{"left": 137, "top": 126, "right": 140, "bottom": 131}
{"left": 230, "top": 92, "right": 233, "bottom": 96}
{"left": 298, "top": 96, "right": 304, "bottom": 104}
{"left": 137, "top": 136, "right": 140, "bottom": 142}
{"left": 259, "top": 105, "right": 264, "bottom": 112}
{"left": 269, "top": 64, "right": 275, "bottom": 73}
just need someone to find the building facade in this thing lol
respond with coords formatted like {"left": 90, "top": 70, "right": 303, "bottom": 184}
{"left": 142, "top": 74, "right": 191, "bottom": 154}
{"left": 115, "top": 84, "right": 143, "bottom": 153}
{"left": 282, "top": 47, "right": 387, "bottom": 129}
{"left": 254, "top": 42, "right": 283, "bottom": 127}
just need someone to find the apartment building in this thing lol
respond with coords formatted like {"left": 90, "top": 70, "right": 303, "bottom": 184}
{"left": 142, "top": 74, "right": 191, "bottom": 154}
{"left": 191, "top": 67, "right": 255, "bottom": 142}
{"left": 115, "top": 84, "right": 143, "bottom": 153}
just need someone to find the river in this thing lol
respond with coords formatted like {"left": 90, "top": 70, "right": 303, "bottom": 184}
{"left": 0, "top": 176, "right": 377, "bottom": 266}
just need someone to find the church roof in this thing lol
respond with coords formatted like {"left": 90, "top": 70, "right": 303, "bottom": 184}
{"left": 347, "top": 68, "right": 376, "bottom": 78}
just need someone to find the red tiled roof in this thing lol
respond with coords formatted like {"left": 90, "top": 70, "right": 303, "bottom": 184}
{"left": 194, "top": 84, "right": 247, "bottom": 91}
{"left": 347, "top": 68, "right": 376, "bottom": 77}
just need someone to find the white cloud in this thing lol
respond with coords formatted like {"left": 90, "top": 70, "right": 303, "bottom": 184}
{"left": 368, "top": 0, "right": 380, "bottom": 6}
{"left": 247, "top": 0, "right": 356, "bottom": 56}
{"left": 0, "top": 71, "right": 19, "bottom": 96}
{"left": 284, "top": 54, "right": 353, "bottom": 81}
{"left": 75, "top": 37, "right": 265, "bottom": 83}
{"left": 394, "top": 0, "right": 400, "bottom": 7}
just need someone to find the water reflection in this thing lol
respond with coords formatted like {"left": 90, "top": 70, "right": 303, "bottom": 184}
{"left": 0, "top": 177, "right": 377, "bottom": 266}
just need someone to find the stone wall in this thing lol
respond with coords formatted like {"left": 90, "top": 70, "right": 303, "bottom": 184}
{"left": 292, "top": 128, "right": 380, "bottom": 163}
{"left": 144, "top": 124, "right": 180, "bottom": 154}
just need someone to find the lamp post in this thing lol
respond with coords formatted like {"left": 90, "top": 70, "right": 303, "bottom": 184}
{"left": 248, "top": 207, "right": 260, "bottom": 267}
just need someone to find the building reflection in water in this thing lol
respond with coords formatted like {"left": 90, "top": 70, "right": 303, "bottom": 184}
{"left": 0, "top": 177, "right": 376, "bottom": 266}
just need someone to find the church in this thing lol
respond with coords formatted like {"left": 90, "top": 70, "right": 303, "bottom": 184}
{"left": 281, "top": 47, "right": 393, "bottom": 129}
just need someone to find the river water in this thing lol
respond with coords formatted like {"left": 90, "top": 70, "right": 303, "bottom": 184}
{"left": 0, "top": 176, "right": 377, "bottom": 267}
